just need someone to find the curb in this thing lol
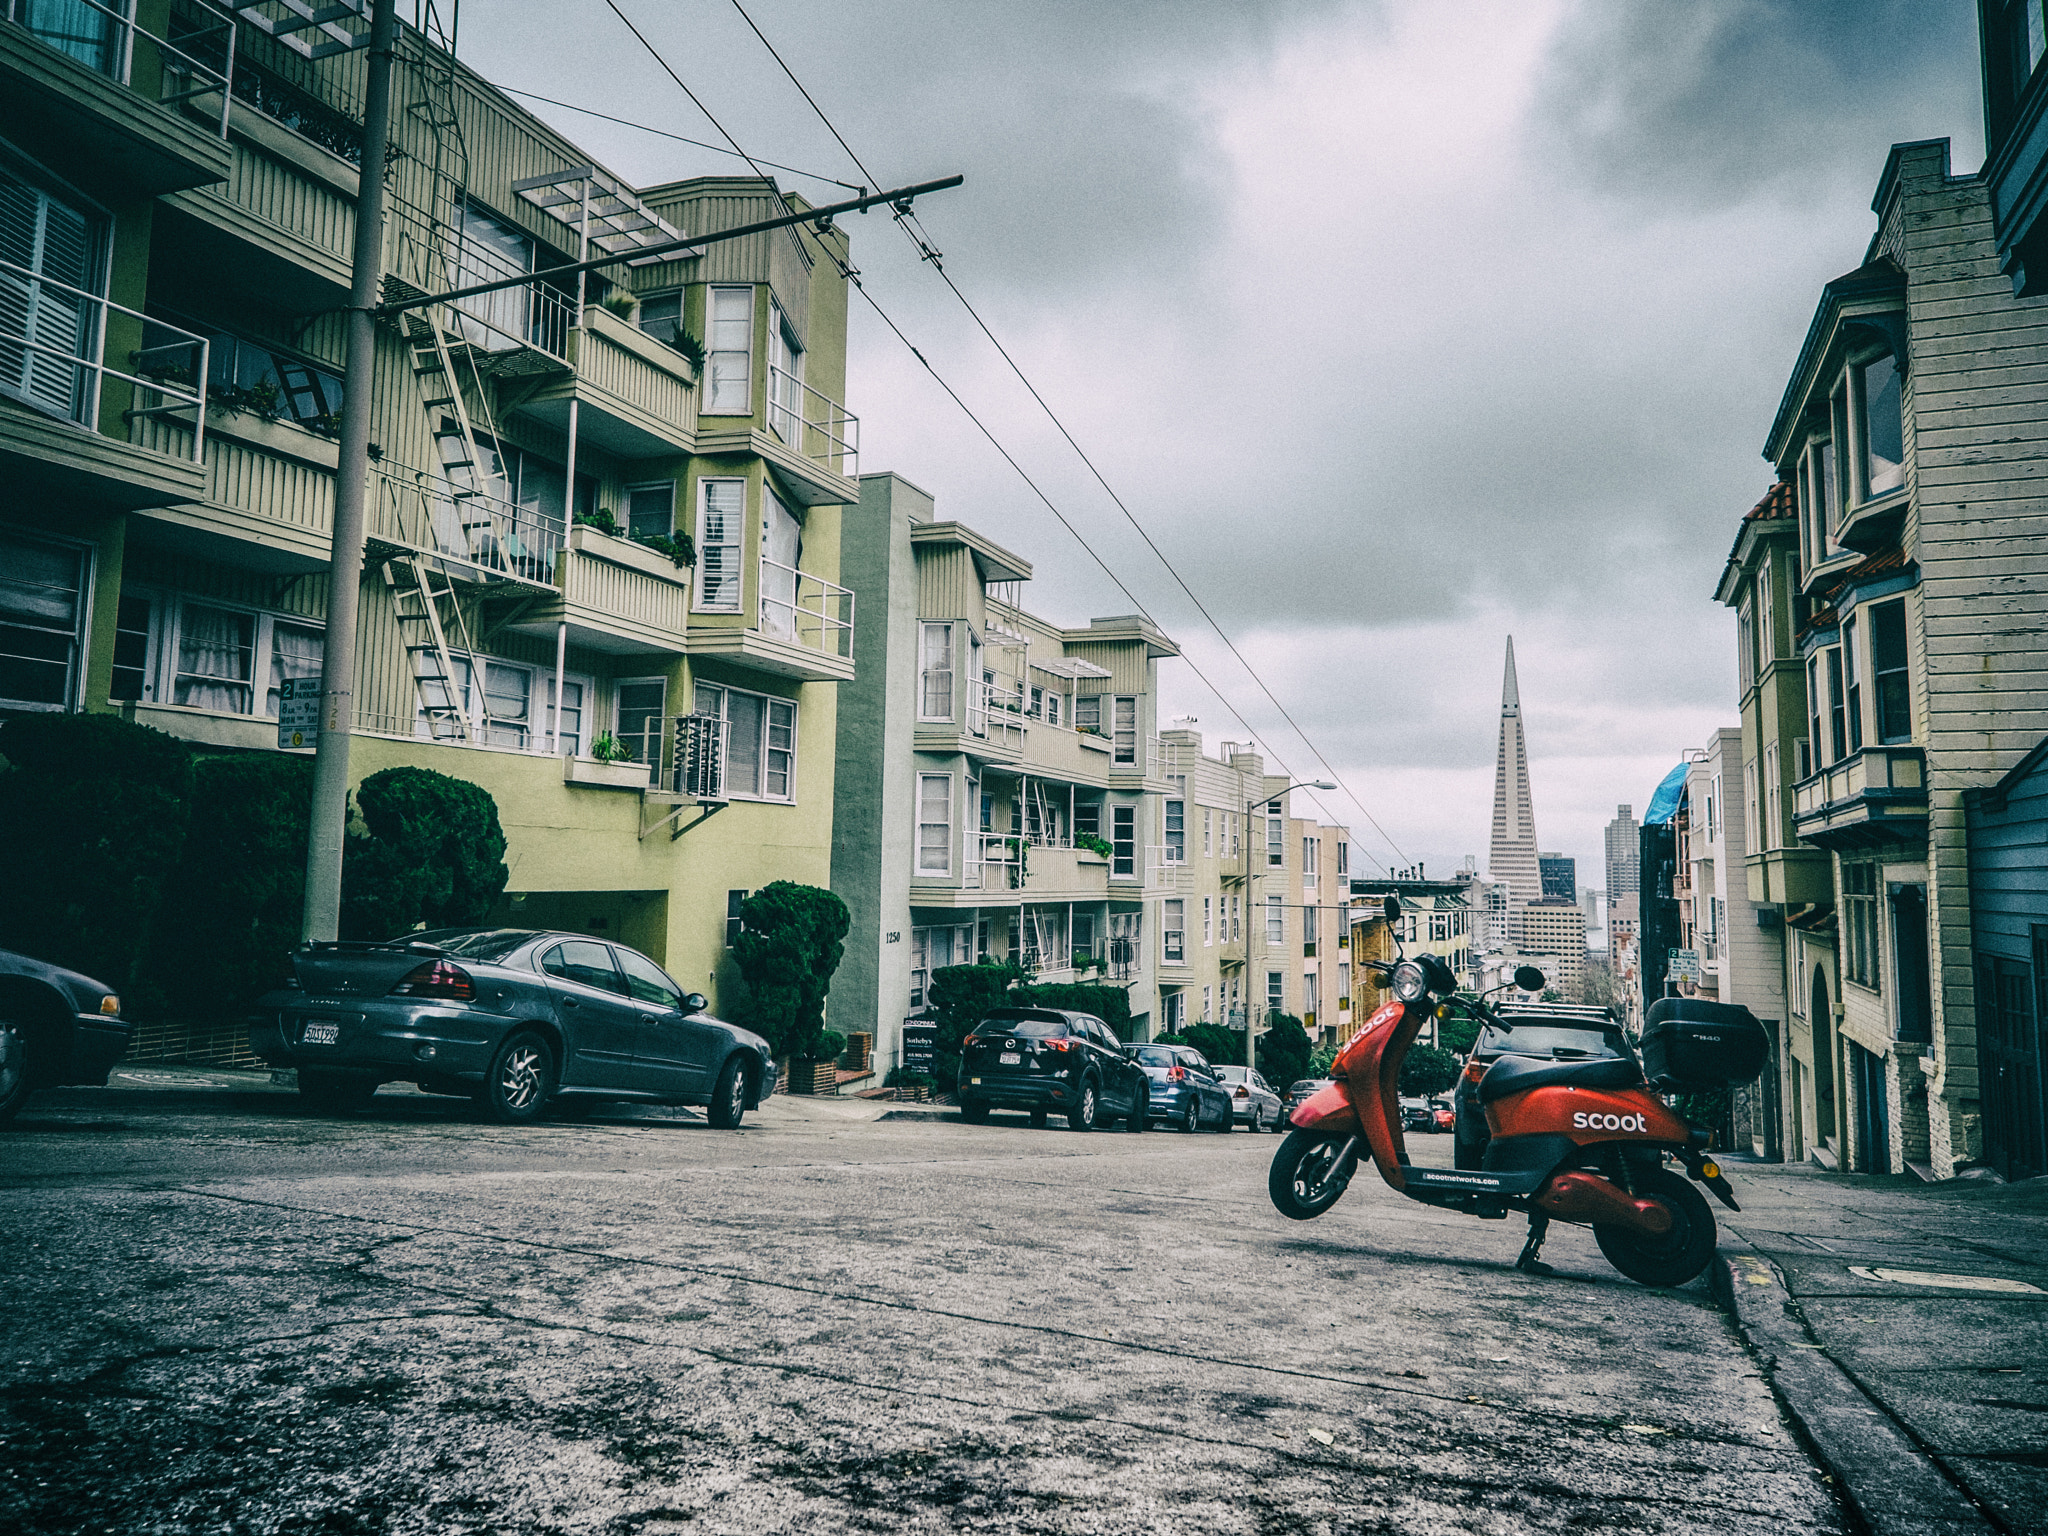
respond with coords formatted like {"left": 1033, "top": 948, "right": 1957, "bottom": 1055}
{"left": 873, "top": 1108, "right": 959, "bottom": 1123}
{"left": 1710, "top": 1234, "right": 1997, "bottom": 1535}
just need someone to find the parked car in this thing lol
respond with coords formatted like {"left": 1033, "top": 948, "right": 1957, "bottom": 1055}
{"left": 1451, "top": 1002, "right": 1635, "bottom": 1168}
{"left": 958, "top": 1008, "right": 1148, "bottom": 1130}
{"left": 0, "top": 947, "right": 129, "bottom": 1126}
{"left": 1399, "top": 1095, "right": 1434, "bottom": 1133}
{"left": 1211, "top": 1065, "right": 1285, "bottom": 1131}
{"left": 1430, "top": 1097, "right": 1455, "bottom": 1133}
{"left": 248, "top": 929, "right": 777, "bottom": 1126}
{"left": 1127, "top": 1043, "right": 1234, "bottom": 1132}
{"left": 1284, "top": 1078, "right": 1331, "bottom": 1118}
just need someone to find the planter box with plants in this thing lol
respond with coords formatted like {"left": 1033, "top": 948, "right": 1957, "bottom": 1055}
{"left": 563, "top": 734, "right": 652, "bottom": 790}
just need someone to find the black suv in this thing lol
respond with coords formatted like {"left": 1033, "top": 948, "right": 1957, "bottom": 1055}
{"left": 1451, "top": 1003, "right": 1635, "bottom": 1169}
{"left": 958, "top": 1008, "right": 1149, "bottom": 1131}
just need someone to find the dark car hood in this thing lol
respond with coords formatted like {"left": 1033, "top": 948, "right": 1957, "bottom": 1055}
{"left": 0, "top": 947, "right": 116, "bottom": 1011}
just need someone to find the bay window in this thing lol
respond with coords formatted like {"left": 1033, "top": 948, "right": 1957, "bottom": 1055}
{"left": 1858, "top": 354, "right": 1905, "bottom": 498}
{"left": 1112, "top": 804, "right": 1135, "bottom": 876}
{"left": 695, "top": 478, "right": 744, "bottom": 612}
{"left": 919, "top": 622, "right": 953, "bottom": 720}
{"left": 705, "top": 284, "right": 753, "bottom": 414}
{"left": 916, "top": 773, "right": 952, "bottom": 874}
{"left": 1871, "top": 599, "right": 1911, "bottom": 743}
{"left": 1842, "top": 615, "right": 1864, "bottom": 752}
{"left": 693, "top": 682, "right": 796, "bottom": 800}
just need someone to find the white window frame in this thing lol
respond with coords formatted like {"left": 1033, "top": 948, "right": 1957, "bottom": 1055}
{"left": 694, "top": 681, "right": 797, "bottom": 802}
{"left": 1203, "top": 808, "right": 1214, "bottom": 857}
{"left": 1164, "top": 798, "right": 1185, "bottom": 863}
{"left": 1112, "top": 695, "right": 1137, "bottom": 764}
{"left": 611, "top": 675, "right": 667, "bottom": 764}
{"left": 1, "top": 529, "right": 92, "bottom": 714}
{"left": 1303, "top": 836, "right": 1318, "bottom": 877}
{"left": 705, "top": 283, "right": 755, "bottom": 415}
{"left": 917, "top": 773, "right": 953, "bottom": 875}
{"left": 1203, "top": 896, "right": 1214, "bottom": 946}
{"left": 1163, "top": 899, "right": 1184, "bottom": 963}
{"left": 1265, "top": 893, "right": 1285, "bottom": 945}
{"left": 1267, "top": 806, "right": 1285, "bottom": 868}
{"left": 694, "top": 477, "right": 746, "bottom": 614}
{"left": 138, "top": 591, "right": 328, "bottom": 724}
{"left": 919, "top": 622, "right": 954, "bottom": 722}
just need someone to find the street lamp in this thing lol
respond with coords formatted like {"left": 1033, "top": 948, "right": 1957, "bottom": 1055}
{"left": 1245, "top": 777, "right": 1336, "bottom": 1068}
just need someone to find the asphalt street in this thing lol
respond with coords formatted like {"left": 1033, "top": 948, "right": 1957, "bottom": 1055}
{"left": 0, "top": 1071, "right": 1848, "bottom": 1535}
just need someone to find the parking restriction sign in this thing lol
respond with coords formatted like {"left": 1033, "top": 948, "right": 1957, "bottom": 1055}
{"left": 277, "top": 676, "right": 321, "bottom": 750}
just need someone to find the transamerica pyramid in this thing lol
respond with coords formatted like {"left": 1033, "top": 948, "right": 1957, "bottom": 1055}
{"left": 1488, "top": 636, "right": 1543, "bottom": 942}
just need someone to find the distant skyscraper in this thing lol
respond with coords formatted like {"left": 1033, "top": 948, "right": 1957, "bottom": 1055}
{"left": 1488, "top": 637, "right": 1542, "bottom": 938}
{"left": 1539, "top": 851, "right": 1576, "bottom": 901}
{"left": 1605, "top": 804, "right": 1640, "bottom": 902}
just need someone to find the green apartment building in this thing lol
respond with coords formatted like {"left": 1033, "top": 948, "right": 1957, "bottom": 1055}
{"left": 2, "top": 1, "right": 860, "bottom": 1039}
{"left": 829, "top": 473, "right": 1182, "bottom": 1071}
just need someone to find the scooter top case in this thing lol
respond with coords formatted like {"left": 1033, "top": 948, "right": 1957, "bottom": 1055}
{"left": 1641, "top": 998, "right": 1769, "bottom": 1090}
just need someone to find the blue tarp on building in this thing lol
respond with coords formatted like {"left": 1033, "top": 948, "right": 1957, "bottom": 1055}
{"left": 1642, "top": 762, "right": 1689, "bottom": 827}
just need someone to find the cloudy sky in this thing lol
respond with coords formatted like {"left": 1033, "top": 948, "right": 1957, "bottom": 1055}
{"left": 468, "top": 0, "right": 1982, "bottom": 905}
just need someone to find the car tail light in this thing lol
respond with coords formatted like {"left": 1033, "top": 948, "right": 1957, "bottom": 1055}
{"left": 1166, "top": 1065, "right": 1186, "bottom": 1081}
{"left": 389, "top": 960, "right": 475, "bottom": 1002}
{"left": 1040, "top": 1037, "right": 1071, "bottom": 1051}
{"left": 1234, "top": 1086, "right": 1249, "bottom": 1098}
{"left": 1465, "top": 1060, "right": 1485, "bottom": 1081}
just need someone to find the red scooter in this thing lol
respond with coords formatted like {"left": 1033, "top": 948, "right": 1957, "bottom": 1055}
{"left": 1268, "top": 899, "right": 1763, "bottom": 1287}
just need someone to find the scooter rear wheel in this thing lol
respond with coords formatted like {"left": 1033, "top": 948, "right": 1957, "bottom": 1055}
{"left": 1594, "top": 1167, "right": 1716, "bottom": 1287}
{"left": 1268, "top": 1128, "right": 1354, "bottom": 1221}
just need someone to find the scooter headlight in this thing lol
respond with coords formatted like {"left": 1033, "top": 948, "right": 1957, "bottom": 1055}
{"left": 1391, "top": 960, "right": 1429, "bottom": 1004}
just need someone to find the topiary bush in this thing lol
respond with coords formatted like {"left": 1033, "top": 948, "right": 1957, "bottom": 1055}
{"left": 1182, "top": 1021, "right": 1246, "bottom": 1070}
{"left": 146, "top": 753, "right": 312, "bottom": 1020}
{"left": 340, "top": 766, "right": 508, "bottom": 939}
{"left": 927, "top": 960, "right": 1024, "bottom": 1089}
{"left": 0, "top": 712, "right": 194, "bottom": 990}
{"left": 730, "top": 881, "right": 849, "bottom": 1062}
{"left": 1256, "top": 1012, "right": 1313, "bottom": 1090}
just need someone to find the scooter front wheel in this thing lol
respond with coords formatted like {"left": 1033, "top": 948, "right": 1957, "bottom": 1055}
{"left": 1594, "top": 1167, "right": 1717, "bottom": 1287}
{"left": 1268, "top": 1128, "right": 1355, "bottom": 1221}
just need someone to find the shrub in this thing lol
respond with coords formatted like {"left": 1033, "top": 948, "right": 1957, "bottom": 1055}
{"left": 340, "top": 767, "right": 508, "bottom": 940}
{"left": 1399, "top": 1043, "right": 1462, "bottom": 1098}
{"left": 926, "top": 960, "right": 1024, "bottom": 1088}
{"left": 1256, "top": 1013, "right": 1313, "bottom": 1090}
{"left": 1012, "top": 981, "right": 1131, "bottom": 1039}
{"left": 0, "top": 712, "right": 193, "bottom": 990}
{"left": 147, "top": 753, "right": 312, "bottom": 1019}
{"left": 1307, "top": 1043, "right": 1339, "bottom": 1078}
{"left": 1438, "top": 1004, "right": 1483, "bottom": 1057}
{"left": 1182, "top": 1021, "right": 1246, "bottom": 1070}
{"left": 730, "top": 881, "right": 849, "bottom": 1061}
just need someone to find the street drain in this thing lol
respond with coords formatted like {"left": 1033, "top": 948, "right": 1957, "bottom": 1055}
{"left": 1846, "top": 1266, "right": 2044, "bottom": 1295}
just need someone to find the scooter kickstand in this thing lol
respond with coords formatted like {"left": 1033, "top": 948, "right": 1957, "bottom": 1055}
{"left": 1514, "top": 1212, "right": 1553, "bottom": 1276}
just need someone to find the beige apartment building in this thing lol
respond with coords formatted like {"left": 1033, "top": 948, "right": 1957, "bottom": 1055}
{"left": 1292, "top": 814, "right": 1353, "bottom": 1043}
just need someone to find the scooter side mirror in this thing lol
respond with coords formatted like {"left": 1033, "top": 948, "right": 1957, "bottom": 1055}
{"left": 1383, "top": 895, "right": 1402, "bottom": 922}
{"left": 1512, "top": 966, "right": 1547, "bottom": 993}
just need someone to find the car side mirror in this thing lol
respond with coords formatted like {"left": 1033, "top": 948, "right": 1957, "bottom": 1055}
{"left": 684, "top": 992, "right": 708, "bottom": 1013}
{"left": 1512, "top": 966, "right": 1546, "bottom": 993}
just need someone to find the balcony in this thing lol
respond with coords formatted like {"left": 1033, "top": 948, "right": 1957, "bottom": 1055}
{"left": 128, "top": 407, "right": 337, "bottom": 570}
{"left": 159, "top": 137, "right": 356, "bottom": 313}
{"left": 2, "top": 0, "right": 234, "bottom": 192}
{"left": 499, "top": 524, "right": 690, "bottom": 657}
{"left": 506, "top": 305, "right": 696, "bottom": 456}
{"left": 1021, "top": 843, "right": 1110, "bottom": 902}
{"left": 1021, "top": 718, "right": 1114, "bottom": 784}
{"left": 1146, "top": 845, "right": 1192, "bottom": 893}
{"left": 365, "top": 461, "right": 563, "bottom": 592}
{"left": 686, "top": 556, "right": 855, "bottom": 683}
{"left": 1217, "top": 939, "right": 1246, "bottom": 968}
{"left": 1792, "top": 745, "right": 1928, "bottom": 849}
{"left": 1107, "top": 735, "right": 1166, "bottom": 788}
{"left": 696, "top": 370, "right": 858, "bottom": 508}
{"left": 1746, "top": 846, "right": 1832, "bottom": 907}
{"left": 1, "top": 268, "right": 209, "bottom": 509}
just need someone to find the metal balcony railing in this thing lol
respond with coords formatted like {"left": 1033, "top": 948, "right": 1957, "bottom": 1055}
{"left": 969, "top": 831, "right": 1025, "bottom": 892}
{"left": 767, "top": 363, "right": 858, "bottom": 477}
{"left": 8, "top": 0, "right": 236, "bottom": 136}
{"left": 0, "top": 257, "right": 209, "bottom": 456}
{"left": 368, "top": 461, "right": 564, "bottom": 589}
{"left": 758, "top": 555, "right": 854, "bottom": 658}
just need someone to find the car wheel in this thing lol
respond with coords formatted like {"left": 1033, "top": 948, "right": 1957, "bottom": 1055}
{"left": 1067, "top": 1080, "right": 1098, "bottom": 1132}
{"left": 706, "top": 1055, "right": 750, "bottom": 1129}
{"left": 1126, "top": 1089, "right": 1148, "bottom": 1132}
{"left": 479, "top": 1030, "right": 554, "bottom": 1124}
{"left": 959, "top": 1100, "right": 991, "bottom": 1125}
{"left": 299, "top": 1068, "right": 378, "bottom": 1113}
{"left": 1179, "top": 1099, "right": 1199, "bottom": 1134}
{"left": 0, "top": 1016, "right": 31, "bottom": 1127}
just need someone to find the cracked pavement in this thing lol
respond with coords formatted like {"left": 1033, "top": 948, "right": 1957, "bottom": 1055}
{"left": 1, "top": 1076, "right": 1848, "bottom": 1534}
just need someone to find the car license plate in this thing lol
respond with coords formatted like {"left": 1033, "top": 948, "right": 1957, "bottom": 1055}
{"left": 999, "top": 1052, "right": 1021, "bottom": 1065}
{"left": 301, "top": 1018, "right": 341, "bottom": 1046}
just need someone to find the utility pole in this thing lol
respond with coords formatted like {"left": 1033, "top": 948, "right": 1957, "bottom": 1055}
{"left": 301, "top": 0, "right": 398, "bottom": 942}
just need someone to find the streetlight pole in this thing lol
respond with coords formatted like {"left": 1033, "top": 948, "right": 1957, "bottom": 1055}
{"left": 1244, "top": 776, "right": 1335, "bottom": 1068}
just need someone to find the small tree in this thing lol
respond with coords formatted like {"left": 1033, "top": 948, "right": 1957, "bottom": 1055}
{"left": 730, "top": 881, "right": 849, "bottom": 1062}
{"left": 1257, "top": 1012, "right": 1313, "bottom": 1089}
{"left": 1400, "top": 1043, "right": 1461, "bottom": 1098}
{"left": 926, "top": 960, "right": 1024, "bottom": 1087}
{"left": 148, "top": 753, "right": 312, "bottom": 1018}
{"left": 1438, "top": 1004, "right": 1483, "bottom": 1057}
{"left": 340, "top": 767, "right": 508, "bottom": 939}
{"left": 1012, "top": 981, "right": 1132, "bottom": 1039}
{"left": 0, "top": 712, "right": 193, "bottom": 990}
{"left": 1182, "top": 1021, "right": 1246, "bottom": 1069}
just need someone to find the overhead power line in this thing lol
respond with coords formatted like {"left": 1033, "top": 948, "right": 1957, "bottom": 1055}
{"left": 721, "top": 0, "right": 1410, "bottom": 869}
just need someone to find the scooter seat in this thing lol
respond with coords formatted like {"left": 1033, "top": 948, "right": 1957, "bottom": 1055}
{"left": 1477, "top": 1053, "right": 1643, "bottom": 1104}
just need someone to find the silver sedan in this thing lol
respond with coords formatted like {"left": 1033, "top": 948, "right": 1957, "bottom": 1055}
{"left": 1210, "top": 1065, "right": 1285, "bottom": 1131}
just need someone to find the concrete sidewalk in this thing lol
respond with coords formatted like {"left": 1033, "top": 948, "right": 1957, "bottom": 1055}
{"left": 1711, "top": 1159, "right": 2048, "bottom": 1536}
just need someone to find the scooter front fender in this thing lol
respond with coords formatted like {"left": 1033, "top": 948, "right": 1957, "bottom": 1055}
{"left": 1288, "top": 1081, "right": 1361, "bottom": 1137}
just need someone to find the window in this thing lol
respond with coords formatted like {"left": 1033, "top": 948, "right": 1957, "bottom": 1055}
{"left": 1163, "top": 900, "right": 1184, "bottom": 963}
{"left": 1758, "top": 555, "right": 1777, "bottom": 665}
{"left": 909, "top": 923, "right": 971, "bottom": 1009}
{"left": 694, "top": 682, "right": 796, "bottom": 800}
{"left": 1165, "top": 799, "right": 1184, "bottom": 863}
{"left": 1738, "top": 598, "right": 1754, "bottom": 691}
{"left": 626, "top": 482, "right": 675, "bottom": 540}
{"left": 541, "top": 939, "right": 623, "bottom": 994}
{"left": 726, "top": 890, "right": 747, "bottom": 947}
{"left": 1338, "top": 960, "right": 1351, "bottom": 1000}
{"left": 1112, "top": 804, "right": 1135, "bottom": 876}
{"left": 449, "top": 202, "right": 550, "bottom": 351}
{"left": 1844, "top": 861, "right": 1881, "bottom": 989}
{"left": 1203, "top": 808, "right": 1214, "bottom": 857}
{"left": 110, "top": 592, "right": 151, "bottom": 703}
{"left": 1872, "top": 599, "right": 1911, "bottom": 744}
{"left": 1843, "top": 615, "right": 1864, "bottom": 752}
{"left": 1202, "top": 985, "right": 1213, "bottom": 1022}
{"left": 1431, "top": 911, "right": 1450, "bottom": 943}
{"left": 1203, "top": 896, "right": 1214, "bottom": 946}
{"left": 1230, "top": 895, "right": 1241, "bottom": 941}
{"left": 917, "top": 774, "right": 952, "bottom": 874}
{"left": 174, "top": 604, "right": 252, "bottom": 711}
{"left": 705, "top": 284, "right": 753, "bottom": 413}
{"left": 1229, "top": 812, "right": 1240, "bottom": 856}
{"left": 0, "top": 532, "right": 87, "bottom": 712}
{"left": 1304, "top": 905, "right": 1318, "bottom": 957}
{"left": 1304, "top": 972, "right": 1318, "bottom": 1024}
{"left": 635, "top": 290, "right": 688, "bottom": 348}
{"left": 1744, "top": 758, "right": 1761, "bottom": 855}
{"left": 919, "top": 623, "right": 954, "bottom": 720}
{"left": 614, "top": 678, "right": 666, "bottom": 763}
{"left": 1303, "top": 836, "right": 1318, "bottom": 877}
{"left": 1266, "top": 894, "right": 1284, "bottom": 945}
{"left": 154, "top": 600, "right": 325, "bottom": 722}
{"left": 1074, "top": 799, "right": 1101, "bottom": 840}
{"left": 547, "top": 676, "right": 585, "bottom": 757}
{"left": 1266, "top": 971, "right": 1284, "bottom": 1017}
{"left": 1112, "top": 696, "right": 1137, "bottom": 764}
{"left": 1337, "top": 842, "right": 1348, "bottom": 877}
{"left": 617, "top": 949, "right": 683, "bottom": 1010}
{"left": 1764, "top": 743, "right": 1782, "bottom": 850}
{"left": 1, "top": 157, "right": 106, "bottom": 424}
{"left": 767, "top": 297, "right": 804, "bottom": 443}
{"left": 1808, "top": 655, "right": 1825, "bottom": 768}
{"left": 1267, "top": 807, "right": 1284, "bottom": 868}
{"left": 1044, "top": 689, "right": 1060, "bottom": 726}
{"left": 1074, "top": 694, "right": 1100, "bottom": 734}
{"left": 1071, "top": 912, "right": 1094, "bottom": 963}
{"left": 695, "top": 478, "right": 744, "bottom": 612}
{"left": 1825, "top": 647, "right": 1847, "bottom": 762}
{"left": 1859, "top": 354, "right": 1905, "bottom": 499}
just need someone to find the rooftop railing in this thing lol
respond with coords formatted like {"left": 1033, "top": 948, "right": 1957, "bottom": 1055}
{"left": 7, "top": 0, "right": 236, "bottom": 136}
{"left": 0, "top": 257, "right": 209, "bottom": 457}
